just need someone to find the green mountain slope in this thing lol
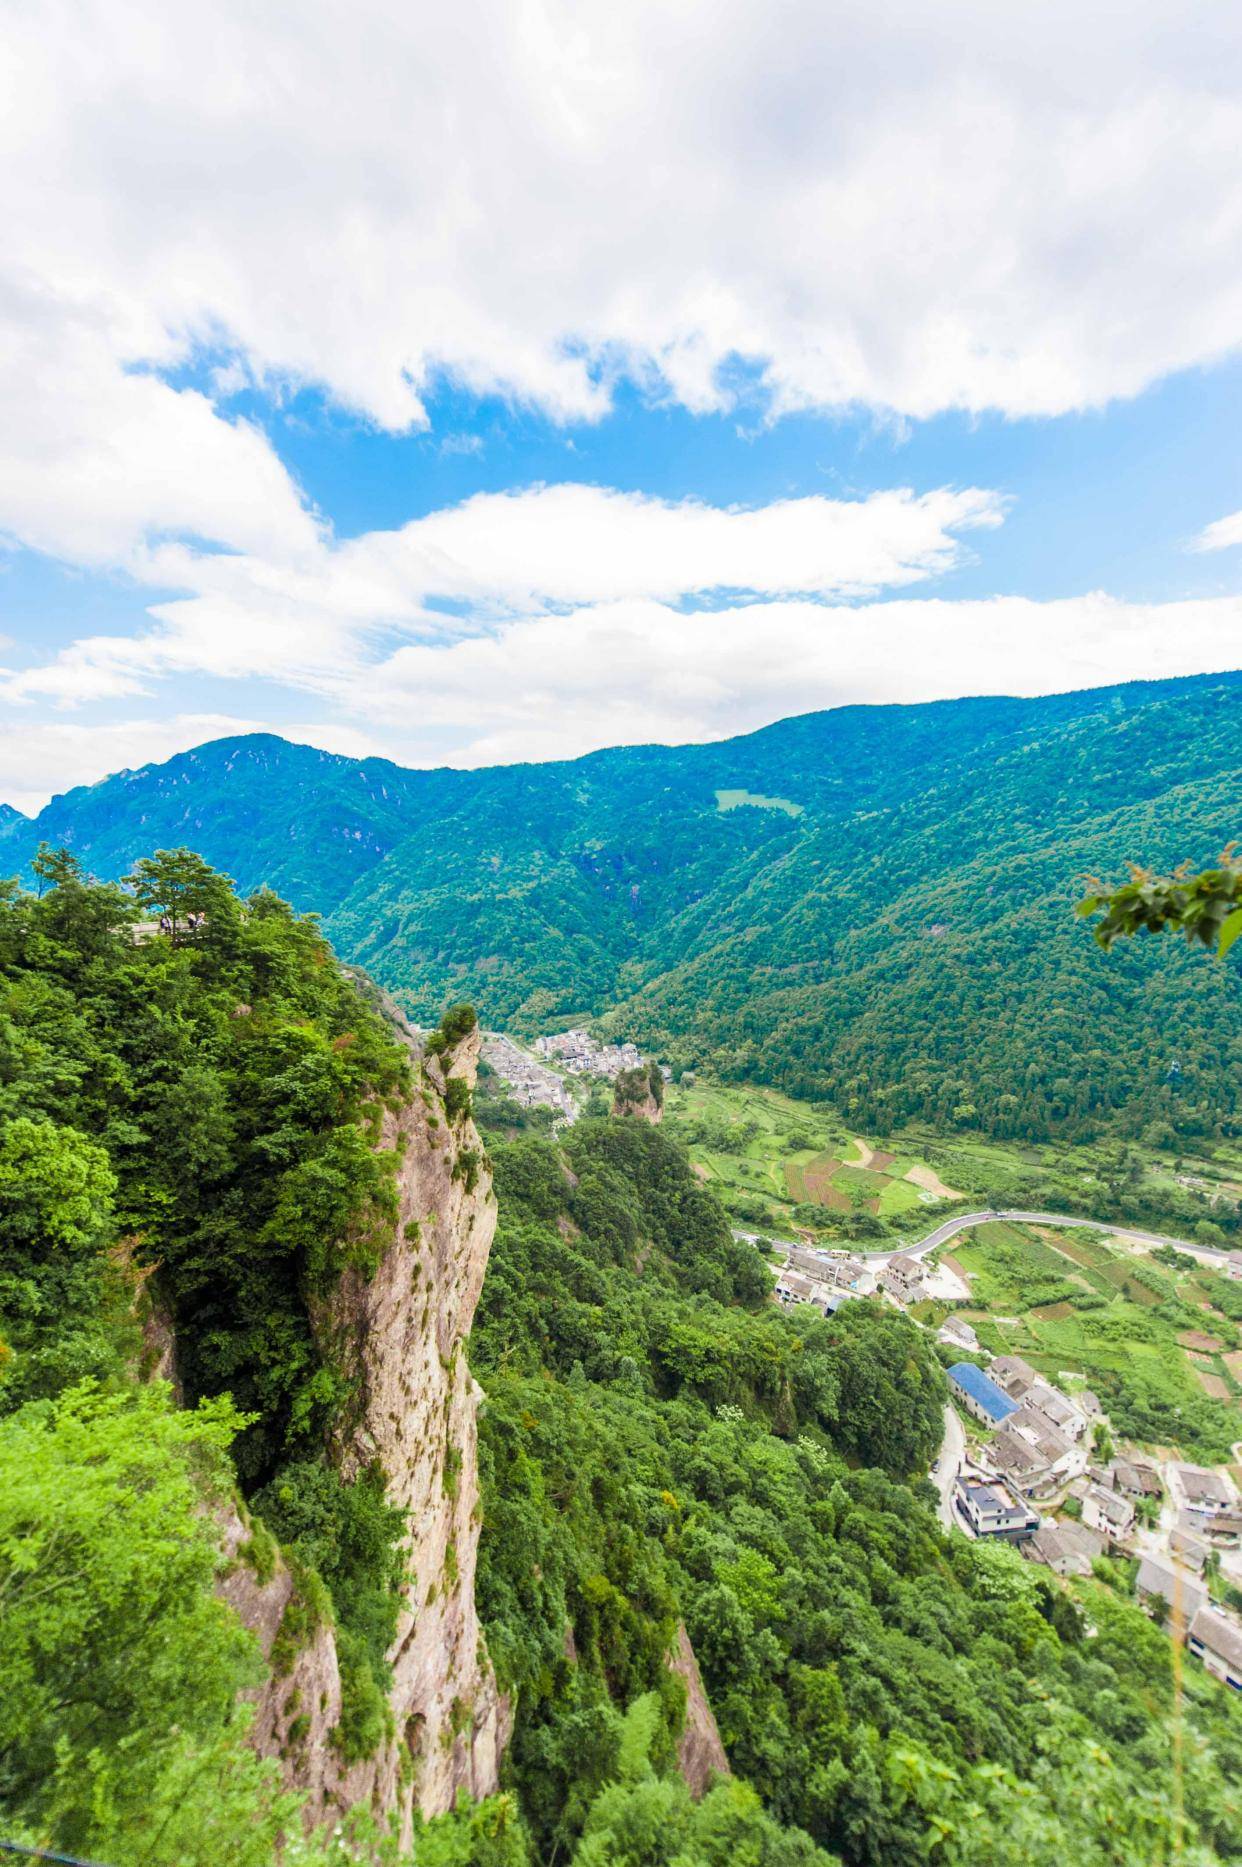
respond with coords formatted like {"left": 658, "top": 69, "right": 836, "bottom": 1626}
{"left": 3, "top": 672, "right": 1239, "bottom": 1141}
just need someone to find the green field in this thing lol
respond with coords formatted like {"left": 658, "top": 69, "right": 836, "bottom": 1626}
{"left": 944, "top": 1219, "right": 1242, "bottom": 1460}
{"left": 662, "top": 1079, "right": 963, "bottom": 1236}
{"left": 662, "top": 1077, "right": 1242, "bottom": 1258}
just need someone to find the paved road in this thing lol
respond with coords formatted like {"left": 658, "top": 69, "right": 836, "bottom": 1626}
{"left": 738, "top": 1208, "right": 1232, "bottom": 1273}
{"left": 931, "top": 1403, "right": 965, "bottom": 1529}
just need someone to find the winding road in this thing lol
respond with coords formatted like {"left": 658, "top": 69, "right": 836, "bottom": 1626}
{"left": 931, "top": 1404, "right": 966, "bottom": 1529}
{"left": 738, "top": 1208, "right": 1234, "bottom": 1273}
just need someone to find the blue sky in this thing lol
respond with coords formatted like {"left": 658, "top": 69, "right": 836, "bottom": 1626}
{"left": 2, "top": 0, "right": 1241, "bottom": 811}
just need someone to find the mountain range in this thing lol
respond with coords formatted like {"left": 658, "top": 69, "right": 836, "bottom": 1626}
{"left": 3, "top": 669, "right": 1239, "bottom": 1142}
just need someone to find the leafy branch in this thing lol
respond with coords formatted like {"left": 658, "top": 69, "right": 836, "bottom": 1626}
{"left": 1078, "top": 847, "right": 1242, "bottom": 958}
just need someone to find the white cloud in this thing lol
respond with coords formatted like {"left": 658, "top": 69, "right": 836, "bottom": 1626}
{"left": 3, "top": 582, "right": 1238, "bottom": 811}
{"left": 1191, "top": 508, "right": 1242, "bottom": 552}
{"left": 1, "top": 0, "right": 1241, "bottom": 463}
{"left": 337, "top": 591, "right": 1242, "bottom": 767}
{"left": 0, "top": 482, "right": 1001, "bottom": 704}
{"left": 0, "top": 283, "right": 320, "bottom": 569}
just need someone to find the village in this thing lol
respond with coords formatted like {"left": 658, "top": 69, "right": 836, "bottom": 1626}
{"left": 481, "top": 1027, "right": 671, "bottom": 1124}
{"left": 772, "top": 1236, "right": 1242, "bottom": 1693}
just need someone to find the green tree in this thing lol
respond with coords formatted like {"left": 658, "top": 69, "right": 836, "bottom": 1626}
{"left": 127, "top": 845, "right": 240, "bottom": 940}
{"left": 1079, "top": 850, "right": 1242, "bottom": 957}
{"left": 0, "top": 1382, "right": 284, "bottom": 1858}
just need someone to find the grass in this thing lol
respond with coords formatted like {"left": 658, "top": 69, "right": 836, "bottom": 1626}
{"left": 714, "top": 788, "right": 804, "bottom": 817}
{"left": 663, "top": 1079, "right": 970, "bottom": 1234}
{"left": 948, "top": 1220, "right": 1242, "bottom": 1461}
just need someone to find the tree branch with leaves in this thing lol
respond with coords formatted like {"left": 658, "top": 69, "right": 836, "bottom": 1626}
{"left": 1078, "top": 847, "right": 1242, "bottom": 959}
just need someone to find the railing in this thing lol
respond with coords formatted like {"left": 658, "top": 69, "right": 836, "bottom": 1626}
{"left": 1, "top": 1842, "right": 112, "bottom": 1866}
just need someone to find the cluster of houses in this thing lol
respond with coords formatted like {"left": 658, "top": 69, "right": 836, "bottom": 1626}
{"left": 774, "top": 1244, "right": 932, "bottom": 1317}
{"left": 533, "top": 1030, "right": 670, "bottom": 1083}
{"left": 948, "top": 1355, "right": 1090, "bottom": 1502}
{"left": 766, "top": 1222, "right": 1242, "bottom": 1691}
{"left": 946, "top": 1351, "right": 1242, "bottom": 1692}
{"left": 774, "top": 1246, "right": 878, "bottom": 1315}
{"left": 482, "top": 1033, "right": 579, "bottom": 1121}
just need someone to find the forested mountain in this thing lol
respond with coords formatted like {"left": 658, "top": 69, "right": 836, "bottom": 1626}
{"left": 3, "top": 671, "right": 1239, "bottom": 1142}
{"left": 3, "top": 860, "right": 1240, "bottom": 1865}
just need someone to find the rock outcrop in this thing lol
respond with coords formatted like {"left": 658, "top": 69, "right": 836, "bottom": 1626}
{"left": 229, "top": 1023, "right": 506, "bottom": 1841}
{"left": 667, "top": 1623, "right": 730, "bottom": 1797}
{"left": 612, "top": 1062, "right": 664, "bottom": 1125}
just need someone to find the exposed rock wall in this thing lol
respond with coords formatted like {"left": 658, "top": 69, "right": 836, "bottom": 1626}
{"left": 612, "top": 1063, "right": 664, "bottom": 1125}
{"left": 667, "top": 1623, "right": 730, "bottom": 1797}
{"left": 229, "top": 1024, "right": 506, "bottom": 1841}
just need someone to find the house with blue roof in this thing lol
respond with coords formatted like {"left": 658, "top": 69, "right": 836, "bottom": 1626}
{"left": 948, "top": 1361, "right": 1020, "bottom": 1426}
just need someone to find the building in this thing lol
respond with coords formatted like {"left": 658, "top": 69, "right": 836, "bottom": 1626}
{"left": 1078, "top": 1390, "right": 1102, "bottom": 1419}
{"left": 1171, "top": 1465, "right": 1240, "bottom": 1536}
{"left": 953, "top": 1475, "right": 1037, "bottom": 1542}
{"left": 1056, "top": 1518, "right": 1106, "bottom": 1565}
{"left": 774, "top": 1269, "right": 830, "bottom": 1315}
{"left": 938, "top": 1315, "right": 979, "bottom": 1352}
{"left": 1226, "top": 1251, "right": 1242, "bottom": 1282}
{"left": 948, "top": 1362, "right": 1020, "bottom": 1427}
{"left": 989, "top": 1430, "right": 1048, "bottom": 1496}
{"left": 1135, "top": 1556, "right": 1207, "bottom": 1628}
{"left": 881, "top": 1253, "right": 924, "bottom": 1304}
{"left": 1024, "top": 1383, "right": 1086, "bottom": 1440}
{"left": 990, "top": 1405, "right": 1077, "bottom": 1497}
{"left": 1187, "top": 1608, "right": 1242, "bottom": 1689}
{"left": 990, "top": 1354, "right": 1040, "bottom": 1397}
{"left": 788, "top": 1247, "right": 869, "bottom": 1290}
{"left": 1169, "top": 1527, "right": 1209, "bottom": 1572}
{"left": 1109, "top": 1457, "right": 1162, "bottom": 1502}
{"left": 1022, "top": 1523, "right": 1091, "bottom": 1577}
{"left": 1004, "top": 1405, "right": 1072, "bottom": 1465}
{"left": 1082, "top": 1483, "right": 1134, "bottom": 1541}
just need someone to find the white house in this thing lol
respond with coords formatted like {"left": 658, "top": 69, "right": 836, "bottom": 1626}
{"left": 1135, "top": 1556, "right": 1206, "bottom": 1628}
{"left": 1187, "top": 1608, "right": 1242, "bottom": 1690}
{"left": 1082, "top": 1483, "right": 1134, "bottom": 1541}
{"left": 881, "top": 1253, "right": 924, "bottom": 1304}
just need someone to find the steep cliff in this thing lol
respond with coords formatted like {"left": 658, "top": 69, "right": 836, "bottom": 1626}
{"left": 612, "top": 1061, "right": 664, "bottom": 1124}
{"left": 225, "top": 1022, "right": 507, "bottom": 1839}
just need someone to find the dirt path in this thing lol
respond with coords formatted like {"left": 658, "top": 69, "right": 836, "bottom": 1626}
{"left": 848, "top": 1135, "right": 875, "bottom": 1168}
{"left": 904, "top": 1162, "right": 965, "bottom": 1200}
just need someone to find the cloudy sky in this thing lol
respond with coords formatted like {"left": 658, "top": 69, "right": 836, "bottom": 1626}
{"left": 1, "top": 0, "right": 1241, "bottom": 812}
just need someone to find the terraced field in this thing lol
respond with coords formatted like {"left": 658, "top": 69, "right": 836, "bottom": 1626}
{"left": 663, "top": 1080, "right": 962, "bottom": 1227}
{"left": 942, "top": 1219, "right": 1242, "bottom": 1460}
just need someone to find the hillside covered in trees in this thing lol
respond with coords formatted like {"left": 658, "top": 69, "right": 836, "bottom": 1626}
{"left": 3, "top": 672, "right": 1238, "bottom": 1146}
{"left": 1, "top": 861, "right": 1240, "bottom": 1864}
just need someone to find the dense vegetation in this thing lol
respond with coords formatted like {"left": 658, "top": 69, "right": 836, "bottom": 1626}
{"left": 3, "top": 672, "right": 1240, "bottom": 1145}
{"left": 468, "top": 1109, "right": 1242, "bottom": 1864}
{"left": 4, "top": 860, "right": 1242, "bottom": 1865}
{"left": 0, "top": 854, "right": 425, "bottom": 1847}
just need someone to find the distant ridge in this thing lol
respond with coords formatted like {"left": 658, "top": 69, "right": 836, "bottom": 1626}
{"left": 3, "top": 669, "right": 1239, "bottom": 1143}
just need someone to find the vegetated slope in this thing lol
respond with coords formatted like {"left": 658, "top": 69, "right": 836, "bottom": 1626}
{"left": 3, "top": 672, "right": 1239, "bottom": 1142}
{"left": 467, "top": 1110, "right": 1242, "bottom": 1865}
{"left": 0, "top": 859, "right": 517, "bottom": 1859}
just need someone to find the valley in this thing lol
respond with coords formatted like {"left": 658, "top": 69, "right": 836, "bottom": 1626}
{"left": 3, "top": 671, "right": 1239, "bottom": 1151}
{"left": 2, "top": 701, "right": 1240, "bottom": 1866}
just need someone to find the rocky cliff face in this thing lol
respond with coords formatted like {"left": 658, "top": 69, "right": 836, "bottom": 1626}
{"left": 612, "top": 1062, "right": 664, "bottom": 1125}
{"left": 226, "top": 1023, "right": 506, "bottom": 1841}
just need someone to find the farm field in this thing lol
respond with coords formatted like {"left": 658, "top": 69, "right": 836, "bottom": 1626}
{"left": 661, "top": 1079, "right": 961, "bottom": 1232}
{"left": 661, "top": 1077, "right": 1242, "bottom": 1256}
{"left": 939, "top": 1219, "right": 1242, "bottom": 1461}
